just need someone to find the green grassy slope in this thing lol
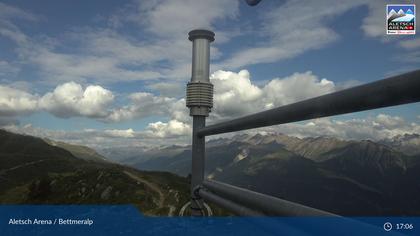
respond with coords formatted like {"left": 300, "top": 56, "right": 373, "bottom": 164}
{"left": 0, "top": 129, "right": 191, "bottom": 216}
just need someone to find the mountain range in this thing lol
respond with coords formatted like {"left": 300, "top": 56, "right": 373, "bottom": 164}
{"left": 0, "top": 129, "right": 192, "bottom": 216}
{"left": 3, "top": 128, "right": 419, "bottom": 216}
{"left": 110, "top": 132, "right": 420, "bottom": 216}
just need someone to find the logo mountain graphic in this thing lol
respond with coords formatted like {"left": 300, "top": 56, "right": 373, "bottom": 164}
{"left": 388, "top": 9, "right": 405, "bottom": 23}
{"left": 406, "top": 9, "right": 414, "bottom": 15}
{"left": 388, "top": 9, "right": 397, "bottom": 19}
{"left": 386, "top": 4, "right": 416, "bottom": 35}
{"left": 388, "top": 7, "right": 415, "bottom": 23}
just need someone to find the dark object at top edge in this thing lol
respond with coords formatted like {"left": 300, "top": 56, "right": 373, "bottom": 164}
{"left": 246, "top": 0, "right": 262, "bottom": 6}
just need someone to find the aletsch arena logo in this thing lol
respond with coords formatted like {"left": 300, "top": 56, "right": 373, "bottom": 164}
{"left": 387, "top": 4, "right": 416, "bottom": 35}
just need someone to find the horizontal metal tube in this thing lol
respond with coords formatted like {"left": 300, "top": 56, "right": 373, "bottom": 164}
{"left": 199, "top": 183, "right": 383, "bottom": 235}
{"left": 199, "top": 188, "right": 264, "bottom": 216}
{"left": 203, "top": 180, "right": 337, "bottom": 216}
{"left": 198, "top": 69, "right": 420, "bottom": 136}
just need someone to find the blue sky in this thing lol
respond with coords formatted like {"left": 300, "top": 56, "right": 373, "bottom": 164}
{"left": 0, "top": 0, "right": 419, "bottom": 147}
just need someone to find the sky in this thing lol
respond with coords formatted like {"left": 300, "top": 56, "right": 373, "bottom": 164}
{"left": 0, "top": 0, "right": 419, "bottom": 148}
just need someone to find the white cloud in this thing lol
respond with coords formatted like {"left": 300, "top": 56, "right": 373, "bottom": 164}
{"left": 104, "top": 128, "right": 135, "bottom": 138}
{"left": 3, "top": 0, "right": 409, "bottom": 87}
{"left": 0, "top": 2, "right": 38, "bottom": 21}
{"left": 264, "top": 114, "right": 420, "bottom": 141}
{"left": 146, "top": 81, "right": 184, "bottom": 97}
{"left": 0, "top": 79, "right": 181, "bottom": 123}
{"left": 39, "top": 82, "right": 114, "bottom": 118}
{"left": 24, "top": 47, "right": 164, "bottom": 84}
{"left": 106, "top": 92, "right": 175, "bottom": 122}
{"left": 3, "top": 113, "right": 419, "bottom": 149}
{"left": 1, "top": 124, "right": 136, "bottom": 148}
{"left": 2, "top": 123, "right": 191, "bottom": 148}
{"left": 112, "top": 0, "right": 238, "bottom": 38}
{"left": 72, "top": 0, "right": 239, "bottom": 82}
{"left": 214, "top": 0, "right": 417, "bottom": 69}
{"left": 1, "top": 68, "right": 417, "bottom": 145}
{"left": 362, "top": 0, "right": 417, "bottom": 38}
{"left": 360, "top": 1, "right": 420, "bottom": 66}
{"left": 0, "top": 19, "right": 28, "bottom": 44}
{"left": 0, "top": 85, "right": 38, "bottom": 116}
{"left": 0, "top": 2, "right": 38, "bottom": 45}
{"left": 0, "top": 3, "right": 38, "bottom": 81}
{"left": 2, "top": 0, "right": 239, "bottom": 85}
{"left": 210, "top": 70, "right": 335, "bottom": 120}
{"left": 217, "top": 0, "right": 369, "bottom": 69}
{"left": 360, "top": 1, "right": 386, "bottom": 38}
{"left": 375, "top": 114, "right": 405, "bottom": 129}
{"left": 0, "top": 69, "right": 336, "bottom": 123}
{"left": 211, "top": 70, "right": 262, "bottom": 118}
{"left": 396, "top": 51, "right": 420, "bottom": 63}
{"left": 0, "top": 60, "right": 20, "bottom": 77}
{"left": 169, "top": 98, "right": 190, "bottom": 124}
{"left": 0, "top": 82, "right": 114, "bottom": 119}
{"left": 103, "top": 69, "right": 336, "bottom": 124}
{"left": 1, "top": 1, "right": 418, "bottom": 147}
{"left": 145, "top": 120, "right": 191, "bottom": 138}
{"left": 3, "top": 0, "right": 416, "bottom": 90}
{"left": 399, "top": 38, "right": 420, "bottom": 50}
{"left": 262, "top": 72, "right": 334, "bottom": 106}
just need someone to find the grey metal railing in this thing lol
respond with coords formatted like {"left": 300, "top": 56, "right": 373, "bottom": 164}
{"left": 201, "top": 180, "right": 336, "bottom": 216}
{"left": 185, "top": 29, "right": 420, "bottom": 216}
{"left": 198, "top": 69, "right": 420, "bottom": 137}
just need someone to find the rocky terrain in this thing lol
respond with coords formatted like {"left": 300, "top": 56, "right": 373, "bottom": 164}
{"left": 117, "top": 132, "right": 420, "bottom": 216}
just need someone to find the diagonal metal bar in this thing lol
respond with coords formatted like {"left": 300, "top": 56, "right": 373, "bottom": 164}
{"left": 202, "top": 180, "right": 337, "bottom": 216}
{"left": 198, "top": 188, "right": 264, "bottom": 216}
{"left": 197, "top": 69, "right": 420, "bottom": 137}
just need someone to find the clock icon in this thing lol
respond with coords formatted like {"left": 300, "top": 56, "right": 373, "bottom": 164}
{"left": 384, "top": 222, "right": 393, "bottom": 232}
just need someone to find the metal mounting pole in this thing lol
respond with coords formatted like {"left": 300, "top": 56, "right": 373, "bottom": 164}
{"left": 186, "top": 29, "right": 215, "bottom": 216}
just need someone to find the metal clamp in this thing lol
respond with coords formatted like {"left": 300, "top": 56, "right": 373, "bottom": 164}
{"left": 192, "top": 185, "right": 203, "bottom": 200}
